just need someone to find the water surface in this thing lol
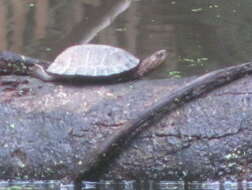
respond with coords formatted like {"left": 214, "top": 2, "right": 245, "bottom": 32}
{"left": 1, "top": 180, "right": 251, "bottom": 190}
{"left": 1, "top": 0, "right": 252, "bottom": 78}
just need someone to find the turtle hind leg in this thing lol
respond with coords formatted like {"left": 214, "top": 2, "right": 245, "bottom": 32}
{"left": 30, "top": 64, "right": 56, "bottom": 82}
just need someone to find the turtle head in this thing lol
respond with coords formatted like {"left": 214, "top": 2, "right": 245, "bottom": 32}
{"left": 136, "top": 49, "right": 167, "bottom": 77}
{"left": 150, "top": 49, "right": 167, "bottom": 64}
{"left": 29, "top": 64, "right": 56, "bottom": 82}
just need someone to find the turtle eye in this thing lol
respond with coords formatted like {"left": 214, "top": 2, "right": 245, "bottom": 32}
{"left": 157, "top": 50, "right": 167, "bottom": 59}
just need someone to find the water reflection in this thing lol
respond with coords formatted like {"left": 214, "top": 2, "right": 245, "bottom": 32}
{"left": 2, "top": 180, "right": 252, "bottom": 190}
{"left": 0, "top": 0, "right": 252, "bottom": 77}
{"left": 0, "top": 180, "right": 60, "bottom": 190}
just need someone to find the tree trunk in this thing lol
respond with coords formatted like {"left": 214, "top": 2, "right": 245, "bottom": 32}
{"left": 0, "top": 61, "right": 252, "bottom": 182}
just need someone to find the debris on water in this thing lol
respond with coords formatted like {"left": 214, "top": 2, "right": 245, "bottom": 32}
{"left": 28, "top": 3, "right": 35, "bottom": 8}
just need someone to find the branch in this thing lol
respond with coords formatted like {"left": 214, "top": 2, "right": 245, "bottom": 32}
{"left": 78, "top": 62, "right": 252, "bottom": 179}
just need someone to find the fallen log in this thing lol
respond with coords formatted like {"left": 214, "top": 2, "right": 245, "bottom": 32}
{"left": 0, "top": 52, "right": 252, "bottom": 187}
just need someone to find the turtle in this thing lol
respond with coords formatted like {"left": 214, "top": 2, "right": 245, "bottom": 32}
{"left": 0, "top": 44, "right": 167, "bottom": 82}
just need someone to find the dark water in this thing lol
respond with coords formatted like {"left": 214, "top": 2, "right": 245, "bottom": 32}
{"left": 0, "top": 0, "right": 252, "bottom": 189}
{"left": 0, "top": 180, "right": 251, "bottom": 190}
{"left": 1, "top": 0, "right": 252, "bottom": 78}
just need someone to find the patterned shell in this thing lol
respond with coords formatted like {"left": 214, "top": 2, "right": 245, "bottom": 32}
{"left": 47, "top": 44, "right": 140, "bottom": 77}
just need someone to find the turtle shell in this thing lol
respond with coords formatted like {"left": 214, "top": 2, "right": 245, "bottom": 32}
{"left": 47, "top": 44, "right": 140, "bottom": 78}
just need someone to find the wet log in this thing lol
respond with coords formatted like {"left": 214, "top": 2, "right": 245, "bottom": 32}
{"left": 0, "top": 54, "right": 252, "bottom": 184}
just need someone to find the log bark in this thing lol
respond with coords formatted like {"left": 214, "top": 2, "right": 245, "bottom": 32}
{"left": 0, "top": 53, "right": 252, "bottom": 184}
{"left": 77, "top": 61, "right": 252, "bottom": 180}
